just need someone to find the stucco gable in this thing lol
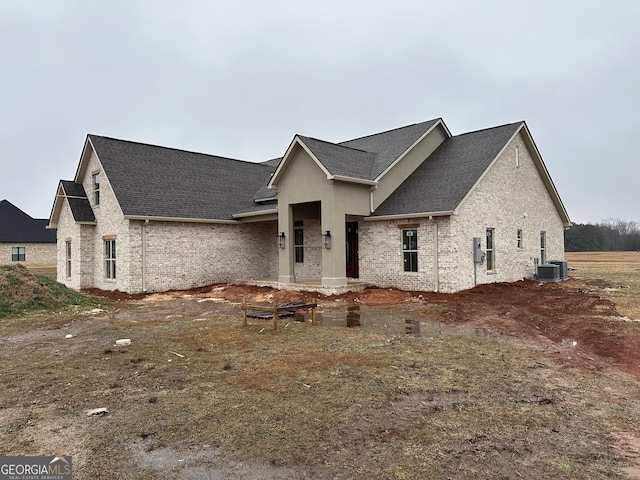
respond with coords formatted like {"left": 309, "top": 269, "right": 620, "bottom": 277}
{"left": 339, "top": 118, "right": 449, "bottom": 180}
{"left": 268, "top": 119, "right": 448, "bottom": 189}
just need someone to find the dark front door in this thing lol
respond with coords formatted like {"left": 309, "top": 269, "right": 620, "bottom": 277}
{"left": 346, "top": 222, "right": 359, "bottom": 278}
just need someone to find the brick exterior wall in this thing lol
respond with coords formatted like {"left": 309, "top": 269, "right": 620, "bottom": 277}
{"left": 56, "top": 195, "right": 89, "bottom": 289}
{"left": 294, "top": 219, "right": 322, "bottom": 280}
{"left": 0, "top": 242, "right": 56, "bottom": 265}
{"left": 55, "top": 130, "right": 565, "bottom": 294}
{"left": 360, "top": 132, "right": 565, "bottom": 293}
{"left": 444, "top": 131, "right": 565, "bottom": 292}
{"left": 359, "top": 218, "right": 442, "bottom": 291}
{"left": 126, "top": 219, "right": 277, "bottom": 293}
{"left": 57, "top": 148, "right": 279, "bottom": 293}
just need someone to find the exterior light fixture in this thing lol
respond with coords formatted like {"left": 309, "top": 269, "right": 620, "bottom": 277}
{"left": 322, "top": 230, "right": 331, "bottom": 249}
{"left": 278, "top": 232, "right": 286, "bottom": 249}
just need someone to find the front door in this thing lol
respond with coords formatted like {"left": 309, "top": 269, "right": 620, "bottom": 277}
{"left": 346, "top": 222, "right": 359, "bottom": 278}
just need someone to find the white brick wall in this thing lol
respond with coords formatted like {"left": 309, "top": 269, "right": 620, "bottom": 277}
{"left": 127, "top": 219, "right": 277, "bottom": 293}
{"left": 56, "top": 202, "right": 81, "bottom": 289}
{"left": 55, "top": 130, "right": 566, "bottom": 294}
{"left": 360, "top": 132, "right": 566, "bottom": 293}
{"left": 0, "top": 242, "right": 56, "bottom": 265}
{"left": 80, "top": 151, "right": 131, "bottom": 291}
{"left": 294, "top": 219, "right": 322, "bottom": 280}
{"left": 56, "top": 144, "right": 280, "bottom": 293}
{"left": 443, "top": 132, "right": 564, "bottom": 292}
{"left": 359, "top": 218, "right": 443, "bottom": 291}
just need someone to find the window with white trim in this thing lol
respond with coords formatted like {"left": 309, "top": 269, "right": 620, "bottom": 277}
{"left": 66, "top": 241, "right": 72, "bottom": 278}
{"left": 104, "top": 239, "right": 116, "bottom": 279}
{"left": 517, "top": 229, "right": 523, "bottom": 249}
{"left": 540, "top": 231, "right": 546, "bottom": 264}
{"left": 93, "top": 172, "right": 101, "bottom": 206}
{"left": 402, "top": 229, "right": 418, "bottom": 272}
{"left": 486, "top": 228, "right": 495, "bottom": 271}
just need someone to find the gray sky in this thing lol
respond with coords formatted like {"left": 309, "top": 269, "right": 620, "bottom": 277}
{"left": 1, "top": 1, "right": 638, "bottom": 224}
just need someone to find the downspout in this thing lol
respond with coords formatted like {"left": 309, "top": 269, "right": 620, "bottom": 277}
{"left": 430, "top": 216, "right": 439, "bottom": 292}
{"left": 142, "top": 219, "right": 149, "bottom": 293}
{"left": 369, "top": 185, "right": 377, "bottom": 214}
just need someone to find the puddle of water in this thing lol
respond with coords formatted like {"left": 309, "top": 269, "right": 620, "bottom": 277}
{"left": 315, "top": 305, "right": 445, "bottom": 339}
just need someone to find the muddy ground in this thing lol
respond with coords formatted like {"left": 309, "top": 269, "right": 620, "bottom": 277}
{"left": 86, "top": 275, "right": 640, "bottom": 380}
{"left": 3, "top": 260, "right": 640, "bottom": 479}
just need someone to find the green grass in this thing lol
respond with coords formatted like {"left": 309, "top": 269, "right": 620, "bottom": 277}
{"left": 0, "top": 264, "right": 95, "bottom": 317}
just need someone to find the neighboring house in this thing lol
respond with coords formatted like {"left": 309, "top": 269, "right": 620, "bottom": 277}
{"left": 48, "top": 118, "right": 570, "bottom": 294}
{"left": 0, "top": 199, "right": 57, "bottom": 266}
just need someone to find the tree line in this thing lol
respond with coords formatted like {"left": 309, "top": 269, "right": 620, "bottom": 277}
{"left": 565, "top": 219, "right": 640, "bottom": 252}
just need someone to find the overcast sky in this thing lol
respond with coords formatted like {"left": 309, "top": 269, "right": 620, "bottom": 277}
{"left": 1, "top": 1, "right": 638, "bottom": 224}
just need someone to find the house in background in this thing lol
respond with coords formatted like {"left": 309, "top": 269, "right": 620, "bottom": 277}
{"left": 0, "top": 200, "right": 57, "bottom": 266}
{"left": 47, "top": 117, "right": 570, "bottom": 294}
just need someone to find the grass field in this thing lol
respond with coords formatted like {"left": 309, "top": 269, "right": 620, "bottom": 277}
{"left": 1, "top": 253, "right": 640, "bottom": 478}
{"left": 25, "top": 264, "right": 57, "bottom": 279}
{"left": 566, "top": 251, "right": 640, "bottom": 320}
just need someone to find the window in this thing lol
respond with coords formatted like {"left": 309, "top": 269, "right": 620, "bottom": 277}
{"left": 104, "top": 239, "right": 116, "bottom": 279}
{"left": 294, "top": 221, "right": 303, "bottom": 263}
{"left": 66, "top": 241, "right": 72, "bottom": 278}
{"left": 515, "top": 146, "right": 520, "bottom": 168}
{"left": 486, "top": 228, "right": 495, "bottom": 271}
{"left": 540, "top": 231, "right": 546, "bottom": 264}
{"left": 402, "top": 229, "right": 418, "bottom": 272}
{"left": 517, "top": 229, "right": 523, "bottom": 249}
{"left": 11, "top": 247, "right": 25, "bottom": 262}
{"left": 93, "top": 172, "right": 101, "bottom": 205}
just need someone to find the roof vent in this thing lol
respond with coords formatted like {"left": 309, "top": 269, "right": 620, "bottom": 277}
{"left": 537, "top": 264, "right": 561, "bottom": 282}
{"left": 549, "top": 260, "right": 568, "bottom": 280}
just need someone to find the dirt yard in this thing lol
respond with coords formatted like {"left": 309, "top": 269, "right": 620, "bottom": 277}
{"left": 3, "top": 252, "right": 640, "bottom": 479}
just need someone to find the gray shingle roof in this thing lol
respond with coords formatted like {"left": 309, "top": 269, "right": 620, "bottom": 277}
{"left": 0, "top": 199, "right": 57, "bottom": 243}
{"left": 232, "top": 201, "right": 278, "bottom": 217}
{"left": 88, "top": 135, "right": 276, "bottom": 220}
{"left": 297, "top": 136, "right": 377, "bottom": 179}
{"left": 60, "top": 181, "right": 96, "bottom": 223}
{"left": 292, "top": 119, "right": 442, "bottom": 182}
{"left": 373, "top": 122, "right": 523, "bottom": 217}
{"left": 339, "top": 119, "right": 441, "bottom": 179}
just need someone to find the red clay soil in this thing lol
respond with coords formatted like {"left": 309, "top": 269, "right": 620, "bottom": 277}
{"left": 82, "top": 278, "right": 640, "bottom": 379}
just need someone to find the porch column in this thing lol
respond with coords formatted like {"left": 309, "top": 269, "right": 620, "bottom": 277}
{"left": 321, "top": 203, "right": 347, "bottom": 287}
{"left": 278, "top": 204, "right": 295, "bottom": 284}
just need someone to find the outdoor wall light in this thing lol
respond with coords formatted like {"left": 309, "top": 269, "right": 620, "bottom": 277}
{"left": 278, "top": 232, "right": 286, "bottom": 249}
{"left": 322, "top": 230, "right": 331, "bottom": 249}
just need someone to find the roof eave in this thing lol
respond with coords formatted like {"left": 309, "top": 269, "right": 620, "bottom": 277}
{"left": 365, "top": 210, "right": 454, "bottom": 221}
{"left": 329, "top": 175, "right": 378, "bottom": 186}
{"left": 253, "top": 195, "right": 278, "bottom": 202}
{"left": 124, "top": 215, "right": 239, "bottom": 225}
{"left": 519, "top": 123, "right": 571, "bottom": 226}
{"left": 48, "top": 183, "right": 67, "bottom": 228}
{"left": 232, "top": 208, "right": 279, "bottom": 219}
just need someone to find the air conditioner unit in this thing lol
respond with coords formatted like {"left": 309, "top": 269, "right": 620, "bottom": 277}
{"left": 549, "top": 260, "right": 568, "bottom": 280}
{"left": 537, "top": 264, "right": 561, "bottom": 282}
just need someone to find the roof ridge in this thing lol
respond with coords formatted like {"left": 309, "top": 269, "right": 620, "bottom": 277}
{"left": 338, "top": 118, "right": 441, "bottom": 144}
{"left": 297, "top": 135, "right": 372, "bottom": 154}
{"left": 454, "top": 121, "right": 523, "bottom": 138}
{"left": 87, "top": 134, "right": 273, "bottom": 168}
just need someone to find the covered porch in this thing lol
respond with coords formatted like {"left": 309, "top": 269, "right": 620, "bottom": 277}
{"left": 276, "top": 199, "right": 367, "bottom": 291}
{"left": 246, "top": 277, "right": 371, "bottom": 295}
